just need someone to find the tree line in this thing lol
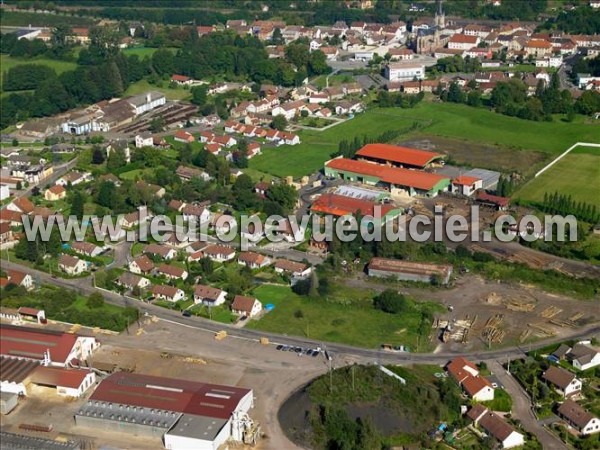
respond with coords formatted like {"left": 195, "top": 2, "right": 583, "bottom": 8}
{"left": 541, "top": 191, "right": 599, "bottom": 224}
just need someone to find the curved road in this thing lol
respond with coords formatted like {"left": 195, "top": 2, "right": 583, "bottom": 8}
{"left": 4, "top": 259, "right": 599, "bottom": 366}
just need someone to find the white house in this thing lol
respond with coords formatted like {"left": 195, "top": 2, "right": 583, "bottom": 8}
{"left": 570, "top": 344, "right": 600, "bottom": 371}
{"left": 469, "top": 407, "right": 525, "bottom": 449}
{"left": 144, "top": 244, "right": 177, "bottom": 260}
{"left": 451, "top": 175, "right": 483, "bottom": 196}
{"left": 182, "top": 204, "right": 211, "bottom": 224}
{"left": 0, "top": 184, "right": 9, "bottom": 202}
{"left": 558, "top": 400, "right": 600, "bottom": 435}
{"left": 157, "top": 264, "right": 188, "bottom": 281}
{"left": 448, "top": 34, "right": 480, "bottom": 50}
{"left": 231, "top": 295, "right": 262, "bottom": 317}
{"left": 193, "top": 284, "right": 227, "bottom": 306}
{"left": 5, "top": 269, "right": 34, "bottom": 290}
{"left": 543, "top": 366, "right": 582, "bottom": 398}
{"left": 128, "top": 255, "right": 155, "bottom": 275}
{"left": 58, "top": 254, "right": 88, "bottom": 275}
{"left": 280, "top": 132, "right": 300, "bottom": 145}
{"left": 151, "top": 285, "right": 185, "bottom": 302}
{"left": 116, "top": 272, "right": 151, "bottom": 290}
{"left": 274, "top": 259, "right": 312, "bottom": 278}
{"left": 202, "top": 244, "right": 236, "bottom": 262}
{"left": 135, "top": 132, "right": 153, "bottom": 148}
{"left": 238, "top": 252, "right": 271, "bottom": 269}
{"left": 383, "top": 62, "right": 425, "bottom": 81}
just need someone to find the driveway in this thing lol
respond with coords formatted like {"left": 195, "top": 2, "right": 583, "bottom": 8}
{"left": 487, "top": 360, "right": 566, "bottom": 450}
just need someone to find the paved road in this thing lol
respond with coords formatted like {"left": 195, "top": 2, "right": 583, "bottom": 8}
{"left": 488, "top": 360, "right": 567, "bottom": 450}
{"left": 4, "top": 259, "right": 599, "bottom": 367}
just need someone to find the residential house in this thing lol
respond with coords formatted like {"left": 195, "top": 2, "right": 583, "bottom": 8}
{"left": 135, "top": 132, "right": 153, "bottom": 148}
{"left": 274, "top": 259, "right": 312, "bottom": 278}
{"left": 58, "top": 254, "right": 88, "bottom": 275}
{"left": 447, "top": 356, "right": 494, "bottom": 401}
{"left": 171, "top": 74, "right": 194, "bottom": 85}
{"left": 542, "top": 366, "right": 582, "bottom": 398}
{"left": 279, "top": 132, "right": 300, "bottom": 145}
{"left": 468, "top": 406, "right": 525, "bottom": 449}
{"left": 210, "top": 214, "right": 236, "bottom": 234}
{"left": 3, "top": 269, "right": 34, "bottom": 290}
{"left": 44, "top": 185, "right": 66, "bottom": 201}
{"left": 55, "top": 171, "right": 92, "bottom": 187}
{"left": 202, "top": 244, "right": 236, "bottom": 262}
{"left": 0, "top": 210, "right": 23, "bottom": 228}
{"left": 157, "top": 264, "right": 188, "bottom": 281}
{"left": 231, "top": 295, "right": 262, "bottom": 317}
{"left": 116, "top": 272, "right": 151, "bottom": 290}
{"left": 176, "top": 165, "right": 210, "bottom": 182}
{"left": 213, "top": 135, "right": 237, "bottom": 148}
{"left": 557, "top": 400, "right": 600, "bottom": 435}
{"left": 335, "top": 100, "right": 364, "bottom": 115}
{"left": 151, "top": 285, "right": 185, "bottom": 303}
{"left": 238, "top": 252, "right": 271, "bottom": 269}
{"left": 182, "top": 204, "right": 210, "bottom": 223}
{"left": 193, "top": 285, "right": 227, "bottom": 306}
{"left": 570, "top": 344, "right": 600, "bottom": 371}
{"left": 0, "top": 184, "right": 9, "bottom": 202}
{"left": 174, "top": 130, "right": 195, "bottom": 143}
{"left": 144, "top": 244, "right": 177, "bottom": 260}
{"left": 122, "top": 206, "right": 151, "bottom": 229}
{"left": 246, "top": 142, "right": 261, "bottom": 158}
{"left": 71, "top": 241, "right": 103, "bottom": 258}
{"left": 129, "top": 255, "right": 155, "bottom": 275}
{"left": 199, "top": 130, "right": 215, "bottom": 143}
{"left": 168, "top": 199, "right": 186, "bottom": 212}
{"left": 271, "top": 100, "right": 305, "bottom": 120}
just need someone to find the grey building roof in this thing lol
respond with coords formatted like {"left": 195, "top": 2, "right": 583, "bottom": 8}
{"left": 76, "top": 400, "right": 181, "bottom": 429}
{"left": 127, "top": 91, "right": 165, "bottom": 107}
{"left": 0, "top": 432, "right": 81, "bottom": 450}
{"left": 165, "top": 414, "right": 228, "bottom": 441}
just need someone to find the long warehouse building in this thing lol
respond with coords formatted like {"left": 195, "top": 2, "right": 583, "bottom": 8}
{"left": 355, "top": 143, "right": 445, "bottom": 169}
{"left": 325, "top": 157, "right": 450, "bottom": 197}
{"left": 75, "top": 372, "right": 256, "bottom": 450}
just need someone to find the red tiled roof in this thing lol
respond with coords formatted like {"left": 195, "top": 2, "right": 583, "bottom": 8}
{"left": 476, "top": 191, "right": 511, "bottom": 207}
{"left": 231, "top": 295, "right": 258, "bottom": 314}
{"left": 47, "top": 185, "right": 66, "bottom": 195}
{"left": 356, "top": 143, "right": 443, "bottom": 168}
{"left": 203, "top": 244, "right": 235, "bottom": 257}
{"left": 157, "top": 264, "right": 186, "bottom": 278}
{"left": 193, "top": 284, "right": 223, "bottom": 301}
{"left": 6, "top": 270, "right": 28, "bottom": 286}
{"left": 447, "top": 356, "right": 479, "bottom": 382}
{"left": 31, "top": 366, "right": 91, "bottom": 388}
{"left": 463, "top": 375, "right": 492, "bottom": 396}
{"left": 12, "top": 197, "right": 35, "bottom": 214}
{"left": 452, "top": 175, "right": 480, "bottom": 186}
{"left": 171, "top": 74, "right": 191, "bottom": 82}
{"left": 89, "top": 372, "right": 252, "bottom": 420}
{"left": 311, "top": 193, "right": 397, "bottom": 218}
{"left": 133, "top": 255, "right": 155, "bottom": 272}
{"left": 449, "top": 34, "right": 479, "bottom": 44}
{"left": 174, "top": 130, "right": 194, "bottom": 141}
{"left": 0, "top": 209, "right": 24, "bottom": 224}
{"left": 18, "top": 307, "right": 40, "bottom": 316}
{"left": 326, "top": 158, "right": 449, "bottom": 191}
{"left": 0, "top": 324, "right": 81, "bottom": 362}
{"left": 238, "top": 251, "right": 267, "bottom": 265}
{"left": 151, "top": 284, "right": 181, "bottom": 298}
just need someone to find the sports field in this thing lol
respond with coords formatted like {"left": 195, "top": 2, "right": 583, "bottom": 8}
{"left": 0, "top": 54, "right": 78, "bottom": 86}
{"left": 515, "top": 146, "right": 600, "bottom": 207}
{"left": 249, "top": 102, "right": 599, "bottom": 178}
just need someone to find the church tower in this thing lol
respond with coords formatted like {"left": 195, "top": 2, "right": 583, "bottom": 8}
{"left": 435, "top": 0, "right": 445, "bottom": 29}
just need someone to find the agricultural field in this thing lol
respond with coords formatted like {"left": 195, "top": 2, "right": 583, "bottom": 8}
{"left": 250, "top": 102, "right": 599, "bottom": 178}
{"left": 246, "top": 284, "right": 444, "bottom": 350}
{"left": 0, "top": 54, "right": 78, "bottom": 86}
{"left": 515, "top": 145, "right": 600, "bottom": 208}
{"left": 124, "top": 79, "right": 192, "bottom": 101}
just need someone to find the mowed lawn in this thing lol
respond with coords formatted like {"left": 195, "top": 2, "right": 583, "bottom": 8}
{"left": 249, "top": 102, "right": 599, "bottom": 178}
{"left": 249, "top": 109, "right": 419, "bottom": 178}
{"left": 246, "top": 284, "right": 442, "bottom": 350}
{"left": 515, "top": 148, "right": 600, "bottom": 207}
{"left": 0, "top": 54, "right": 78, "bottom": 86}
{"left": 124, "top": 79, "right": 192, "bottom": 101}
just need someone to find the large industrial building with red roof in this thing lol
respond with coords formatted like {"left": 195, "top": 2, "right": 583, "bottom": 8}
{"left": 324, "top": 156, "right": 451, "bottom": 197}
{"left": 75, "top": 372, "right": 256, "bottom": 449}
{"left": 311, "top": 193, "right": 402, "bottom": 222}
{"left": 355, "top": 143, "right": 445, "bottom": 169}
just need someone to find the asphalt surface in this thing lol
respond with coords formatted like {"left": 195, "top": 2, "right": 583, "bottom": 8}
{"left": 4, "top": 259, "right": 599, "bottom": 367}
{"left": 488, "top": 360, "right": 567, "bottom": 450}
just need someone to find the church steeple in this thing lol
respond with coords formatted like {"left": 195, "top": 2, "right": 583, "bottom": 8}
{"left": 435, "top": 0, "right": 445, "bottom": 29}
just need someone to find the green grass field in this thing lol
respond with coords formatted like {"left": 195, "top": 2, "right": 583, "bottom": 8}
{"left": 122, "top": 47, "right": 177, "bottom": 58}
{"left": 124, "top": 79, "right": 192, "bottom": 101}
{"left": 0, "top": 54, "right": 78, "bottom": 87}
{"left": 249, "top": 102, "right": 599, "bottom": 178}
{"left": 246, "top": 284, "right": 443, "bottom": 350}
{"left": 515, "top": 146, "right": 600, "bottom": 207}
{"left": 249, "top": 110, "right": 418, "bottom": 178}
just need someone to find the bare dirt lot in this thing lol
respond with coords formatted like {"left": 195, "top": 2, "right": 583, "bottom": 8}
{"left": 399, "top": 135, "right": 549, "bottom": 177}
{"left": 344, "top": 275, "right": 600, "bottom": 353}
